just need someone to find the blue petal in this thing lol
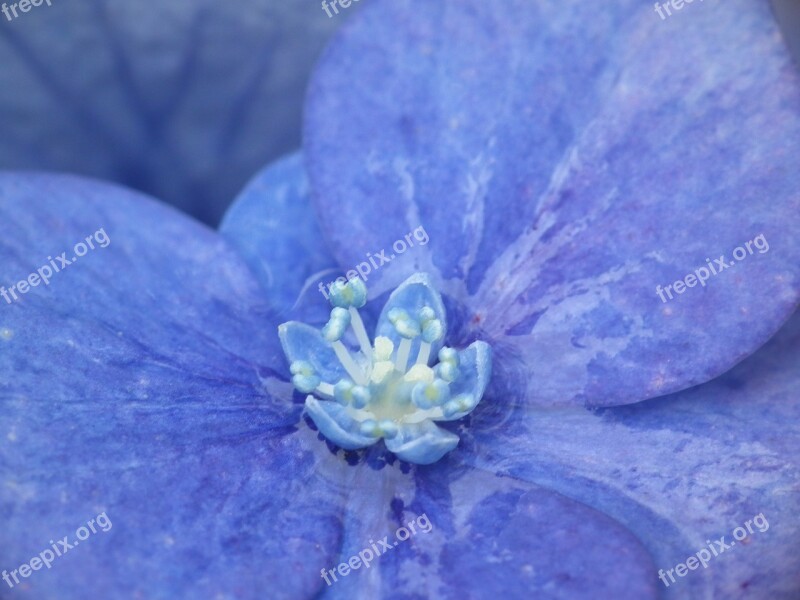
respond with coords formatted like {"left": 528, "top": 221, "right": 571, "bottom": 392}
{"left": 321, "top": 451, "right": 658, "bottom": 598}
{"left": 375, "top": 272, "right": 447, "bottom": 361}
{"left": 304, "top": 0, "right": 800, "bottom": 407}
{"left": 220, "top": 152, "right": 338, "bottom": 323}
{"left": 0, "top": 2, "right": 340, "bottom": 224}
{"left": 0, "top": 173, "right": 350, "bottom": 597}
{"left": 384, "top": 420, "right": 459, "bottom": 465}
{"left": 305, "top": 397, "right": 379, "bottom": 450}
{"left": 278, "top": 321, "right": 349, "bottom": 386}
{"left": 434, "top": 340, "right": 492, "bottom": 421}
{"left": 463, "top": 311, "right": 800, "bottom": 598}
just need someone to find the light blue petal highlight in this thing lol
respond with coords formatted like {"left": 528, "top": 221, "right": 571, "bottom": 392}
{"left": 220, "top": 153, "right": 338, "bottom": 323}
{"left": 385, "top": 421, "right": 460, "bottom": 465}
{"left": 304, "top": 397, "right": 379, "bottom": 451}
{"left": 279, "top": 321, "right": 347, "bottom": 385}
{"left": 376, "top": 273, "right": 447, "bottom": 359}
{"left": 434, "top": 340, "right": 492, "bottom": 422}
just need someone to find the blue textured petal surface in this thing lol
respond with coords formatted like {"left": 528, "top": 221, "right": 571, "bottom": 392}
{"left": 279, "top": 321, "right": 349, "bottom": 385}
{"left": 316, "top": 452, "right": 658, "bottom": 599}
{"left": 462, "top": 311, "right": 800, "bottom": 598}
{"left": 0, "top": 174, "right": 347, "bottom": 598}
{"left": 305, "top": 397, "right": 379, "bottom": 450}
{"left": 0, "top": 1, "right": 340, "bottom": 224}
{"left": 383, "top": 420, "right": 459, "bottom": 464}
{"left": 221, "top": 152, "right": 337, "bottom": 323}
{"left": 305, "top": 0, "right": 800, "bottom": 407}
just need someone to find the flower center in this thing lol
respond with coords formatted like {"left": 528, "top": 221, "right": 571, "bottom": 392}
{"left": 278, "top": 273, "right": 492, "bottom": 464}
{"left": 288, "top": 278, "right": 471, "bottom": 438}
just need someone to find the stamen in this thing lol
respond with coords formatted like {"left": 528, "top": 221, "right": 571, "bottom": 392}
{"left": 443, "top": 394, "right": 475, "bottom": 418}
{"left": 437, "top": 361, "right": 459, "bottom": 382}
{"left": 329, "top": 277, "right": 368, "bottom": 309}
{"left": 395, "top": 337, "right": 412, "bottom": 373}
{"left": 404, "top": 364, "right": 434, "bottom": 383}
{"left": 359, "top": 419, "right": 379, "bottom": 437}
{"left": 322, "top": 307, "right": 351, "bottom": 342}
{"left": 379, "top": 420, "right": 399, "bottom": 439}
{"left": 348, "top": 307, "right": 373, "bottom": 360}
{"left": 415, "top": 341, "right": 431, "bottom": 366}
{"left": 332, "top": 341, "right": 368, "bottom": 386}
{"left": 374, "top": 336, "right": 394, "bottom": 361}
{"left": 388, "top": 308, "right": 421, "bottom": 338}
{"left": 290, "top": 361, "right": 320, "bottom": 393}
{"left": 411, "top": 379, "right": 450, "bottom": 409}
{"left": 414, "top": 306, "right": 443, "bottom": 366}
{"left": 316, "top": 382, "right": 335, "bottom": 398}
{"left": 371, "top": 360, "right": 395, "bottom": 385}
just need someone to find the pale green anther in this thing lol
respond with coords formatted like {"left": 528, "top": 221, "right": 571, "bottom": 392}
{"left": 374, "top": 336, "right": 394, "bottom": 361}
{"left": 437, "top": 361, "right": 459, "bottom": 382}
{"left": 293, "top": 376, "right": 318, "bottom": 393}
{"left": 334, "top": 379, "right": 355, "bottom": 405}
{"left": 290, "top": 361, "right": 320, "bottom": 393}
{"left": 443, "top": 393, "right": 474, "bottom": 418}
{"left": 351, "top": 386, "right": 371, "bottom": 409}
{"left": 334, "top": 379, "right": 371, "bottom": 408}
{"left": 360, "top": 419, "right": 380, "bottom": 437}
{"left": 379, "top": 420, "right": 399, "bottom": 439}
{"left": 371, "top": 360, "right": 395, "bottom": 385}
{"left": 329, "top": 277, "right": 368, "bottom": 309}
{"left": 293, "top": 376, "right": 320, "bottom": 394}
{"left": 418, "top": 306, "right": 436, "bottom": 323}
{"left": 404, "top": 364, "right": 435, "bottom": 383}
{"left": 290, "top": 361, "right": 315, "bottom": 376}
{"left": 438, "top": 347, "right": 459, "bottom": 366}
{"left": 388, "top": 308, "right": 421, "bottom": 339}
{"left": 322, "top": 307, "right": 351, "bottom": 342}
{"left": 359, "top": 418, "right": 399, "bottom": 439}
{"left": 421, "top": 319, "right": 443, "bottom": 343}
{"left": 412, "top": 378, "right": 450, "bottom": 409}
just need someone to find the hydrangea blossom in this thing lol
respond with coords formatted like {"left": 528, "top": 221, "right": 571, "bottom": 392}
{"left": 0, "top": 1, "right": 340, "bottom": 224}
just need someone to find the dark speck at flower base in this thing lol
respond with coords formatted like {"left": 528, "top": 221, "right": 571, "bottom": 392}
{"left": 2, "top": 0, "right": 800, "bottom": 598}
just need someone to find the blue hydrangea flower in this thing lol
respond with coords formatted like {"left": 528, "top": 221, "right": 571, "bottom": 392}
{"left": 0, "top": 1, "right": 341, "bottom": 224}
{"left": 1, "top": 0, "right": 800, "bottom": 598}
